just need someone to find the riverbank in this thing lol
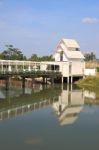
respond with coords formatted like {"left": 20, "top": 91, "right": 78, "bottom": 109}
{"left": 76, "top": 76, "right": 99, "bottom": 89}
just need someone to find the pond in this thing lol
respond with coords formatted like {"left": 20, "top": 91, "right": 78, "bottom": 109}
{"left": 0, "top": 81, "right": 99, "bottom": 150}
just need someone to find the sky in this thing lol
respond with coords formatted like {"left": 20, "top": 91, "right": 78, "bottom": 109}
{"left": 0, "top": 0, "right": 99, "bottom": 57}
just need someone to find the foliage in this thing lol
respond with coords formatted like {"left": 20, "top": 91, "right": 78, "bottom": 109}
{"left": 76, "top": 76, "right": 99, "bottom": 88}
{"left": 84, "top": 52, "right": 96, "bottom": 61}
{"left": 97, "top": 67, "right": 99, "bottom": 72}
{"left": 0, "top": 44, "right": 55, "bottom": 61}
{"left": 29, "top": 54, "right": 38, "bottom": 61}
{"left": 29, "top": 54, "right": 54, "bottom": 61}
{"left": 0, "top": 45, "right": 26, "bottom": 60}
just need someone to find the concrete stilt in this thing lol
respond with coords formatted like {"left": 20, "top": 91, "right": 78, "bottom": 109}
{"left": 70, "top": 84, "right": 73, "bottom": 91}
{"left": 71, "top": 76, "right": 73, "bottom": 84}
{"left": 67, "top": 77, "right": 69, "bottom": 84}
{"left": 61, "top": 76, "right": 63, "bottom": 84}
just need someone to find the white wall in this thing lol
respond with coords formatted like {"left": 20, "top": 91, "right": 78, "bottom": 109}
{"left": 54, "top": 52, "right": 68, "bottom": 62}
{"left": 84, "top": 68, "right": 96, "bottom": 76}
{"left": 84, "top": 90, "right": 96, "bottom": 99}
{"left": 71, "top": 61, "right": 85, "bottom": 75}
{"left": 59, "top": 62, "right": 69, "bottom": 77}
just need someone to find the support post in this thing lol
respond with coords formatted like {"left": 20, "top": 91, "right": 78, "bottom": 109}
{"left": 8, "top": 65, "right": 11, "bottom": 72}
{"left": 2, "top": 62, "right": 3, "bottom": 72}
{"left": 45, "top": 77, "right": 47, "bottom": 84}
{"left": 61, "top": 76, "right": 63, "bottom": 84}
{"left": 43, "top": 77, "right": 45, "bottom": 84}
{"left": 22, "top": 77, "right": 25, "bottom": 89}
{"left": 71, "top": 76, "right": 73, "bottom": 84}
{"left": 51, "top": 76, "right": 54, "bottom": 85}
{"left": 28, "top": 66, "right": 31, "bottom": 71}
{"left": 32, "top": 77, "right": 35, "bottom": 87}
{"left": 5, "top": 77, "right": 9, "bottom": 90}
{"left": 70, "top": 84, "right": 73, "bottom": 91}
{"left": 16, "top": 63, "right": 18, "bottom": 72}
{"left": 67, "top": 76, "right": 69, "bottom": 84}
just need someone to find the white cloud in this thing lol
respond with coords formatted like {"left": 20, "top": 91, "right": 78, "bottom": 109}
{"left": 82, "top": 17, "right": 99, "bottom": 24}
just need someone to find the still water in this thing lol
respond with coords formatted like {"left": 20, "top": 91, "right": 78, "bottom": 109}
{"left": 0, "top": 81, "right": 99, "bottom": 150}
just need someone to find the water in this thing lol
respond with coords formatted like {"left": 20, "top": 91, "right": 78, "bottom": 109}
{"left": 0, "top": 81, "right": 99, "bottom": 150}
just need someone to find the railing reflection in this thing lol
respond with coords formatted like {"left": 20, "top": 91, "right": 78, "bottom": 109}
{"left": 0, "top": 81, "right": 60, "bottom": 121}
{"left": 0, "top": 98, "right": 57, "bottom": 120}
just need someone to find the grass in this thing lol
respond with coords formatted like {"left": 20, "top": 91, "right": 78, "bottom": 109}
{"left": 76, "top": 75, "right": 99, "bottom": 89}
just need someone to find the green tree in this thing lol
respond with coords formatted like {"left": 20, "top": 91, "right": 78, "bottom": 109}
{"left": 0, "top": 45, "right": 26, "bottom": 60}
{"left": 29, "top": 54, "right": 54, "bottom": 61}
{"left": 39, "top": 55, "right": 54, "bottom": 61}
{"left": 84, "top": 52, "right": 96, "bottom": 61}
{"left": 29, "top": 54, "right": 39, "bottom": 61}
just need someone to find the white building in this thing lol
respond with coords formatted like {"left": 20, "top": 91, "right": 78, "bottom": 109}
{"left": 0, "top": 38, "right": 85, "bottom": 84}
{"left": 53, "top": 38, "right": 85, "bottom": 83}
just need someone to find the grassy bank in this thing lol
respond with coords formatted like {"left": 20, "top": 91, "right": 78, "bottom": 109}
{"left": 76, "top": 76, "right": 99, "bottom": 89}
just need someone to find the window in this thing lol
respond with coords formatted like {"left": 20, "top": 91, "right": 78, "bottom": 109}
{"left": 60, "top": 51, "right": 63, "bottom": 61}
{"left": 75, "top": 48, "right": 79, "bottom": 51}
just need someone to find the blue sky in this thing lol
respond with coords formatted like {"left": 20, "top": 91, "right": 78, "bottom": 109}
{"left": 0, "top": 0, "right": 99, "bottom": 57}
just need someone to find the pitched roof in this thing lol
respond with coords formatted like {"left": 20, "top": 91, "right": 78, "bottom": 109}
{"left": 62, "top": 38, "right": 80, "bottom": 48}
{"left": 54, "top": 38, "right": 84, "bottom": 59}
{"left": 64, "top": 49, "right": 84, "bottom": 59}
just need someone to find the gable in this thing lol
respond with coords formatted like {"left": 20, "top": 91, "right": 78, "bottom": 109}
{"left": 53, "top": 38, "right": 84, "bottom": 60}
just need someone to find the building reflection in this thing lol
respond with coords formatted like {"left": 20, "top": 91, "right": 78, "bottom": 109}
{"left": 84, "top": 90, "right": 96, "bottom": 99}
{"left": 0, "top": 81, "right": 98, "bottom": 122}
{"left": 52, "top": 85, "right": 84, "bottom": 125}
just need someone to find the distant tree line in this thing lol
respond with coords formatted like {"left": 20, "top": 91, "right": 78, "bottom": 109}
{"left": 0, "top": 45, "right": 54, "bottom": 61}
{"left": 84, "top": 52, "right": 96, "bottom": 61}
{"left": 0, "top": 45, "right": 97, "bottom": 62}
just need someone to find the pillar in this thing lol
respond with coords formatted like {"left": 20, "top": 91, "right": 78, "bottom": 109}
{"left": 23, "top": 62, "right": 24, "bottom": 71}
{"left": 61, "top": 76, "right": 63, "bottom": 84}
{"left": 67, "top": 76, "right": 69, "bottom": 84}
{"left": 71, "top": 76, "right": 73, "bottom": 84}
{"left": 16, "top": 64, "right": 18, "bottom": 72}
{"left": 28, "top": 66, "right": 31, "bottom": 71}
{"left": 8, "top": 65, "right": 11, "bottom": 72}
{"left": 70, "top": 84, "right": 73, "bottom": 91}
